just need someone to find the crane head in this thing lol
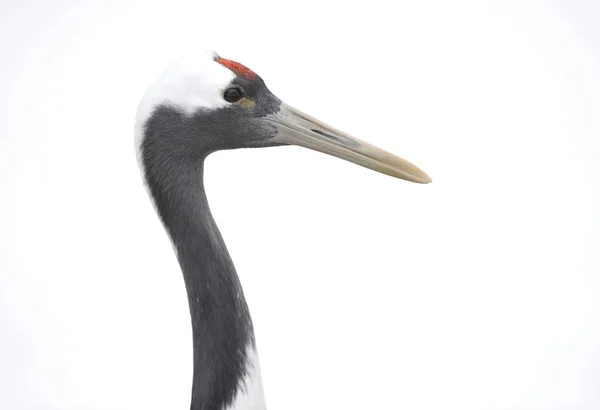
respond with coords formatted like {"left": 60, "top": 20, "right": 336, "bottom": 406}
{"left": 135, "top": 51, "right": 431, "bottom": 184}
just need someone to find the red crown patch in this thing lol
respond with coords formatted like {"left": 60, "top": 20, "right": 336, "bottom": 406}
{"left": 216, "top": 57, "right": 257, "bottom": 80}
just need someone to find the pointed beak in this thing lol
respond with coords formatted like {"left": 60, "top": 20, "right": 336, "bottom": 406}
{"left": 265, "top": 103, "right": 431, "bottom": 184}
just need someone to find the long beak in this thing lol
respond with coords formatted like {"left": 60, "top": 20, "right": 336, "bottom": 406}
{"left": 265, "top": 103, "right": 431, "bottom": 184}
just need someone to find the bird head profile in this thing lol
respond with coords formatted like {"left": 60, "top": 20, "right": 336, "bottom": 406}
{"left": 135, "top": 50, "right": 431, "bottom": 184}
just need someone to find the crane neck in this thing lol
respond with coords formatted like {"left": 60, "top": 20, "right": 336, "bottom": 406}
{"left": 139, "top": 128, "right": 266, "bottom": 410}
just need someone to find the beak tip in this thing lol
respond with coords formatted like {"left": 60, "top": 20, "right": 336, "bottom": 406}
{"left": 410, "top": 171, "right": 432, "bottom": 184}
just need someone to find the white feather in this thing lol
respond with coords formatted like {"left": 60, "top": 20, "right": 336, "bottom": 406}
{"left": 229, "top": 345, "right": 267, "bottom": 410}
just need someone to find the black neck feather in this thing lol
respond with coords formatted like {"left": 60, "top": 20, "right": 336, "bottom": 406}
{"left": 140, "top": 108, "right": 254, "bottom": 410}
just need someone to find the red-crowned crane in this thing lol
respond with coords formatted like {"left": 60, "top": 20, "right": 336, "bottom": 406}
{"left": 135, "top": 51, "right": 431, "bottom": 410}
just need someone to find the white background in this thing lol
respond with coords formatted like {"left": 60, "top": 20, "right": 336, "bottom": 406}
{"left": 1, "top": 1, "right": 599, "bottom": 409}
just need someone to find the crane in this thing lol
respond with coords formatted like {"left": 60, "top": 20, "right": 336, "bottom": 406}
{"left": 134, "top": 51, "right": 431, "bottom": 410}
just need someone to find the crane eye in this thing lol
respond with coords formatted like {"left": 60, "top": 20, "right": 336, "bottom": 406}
{"left": 223, "top": 86, "right": 244, "bottom": 103}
